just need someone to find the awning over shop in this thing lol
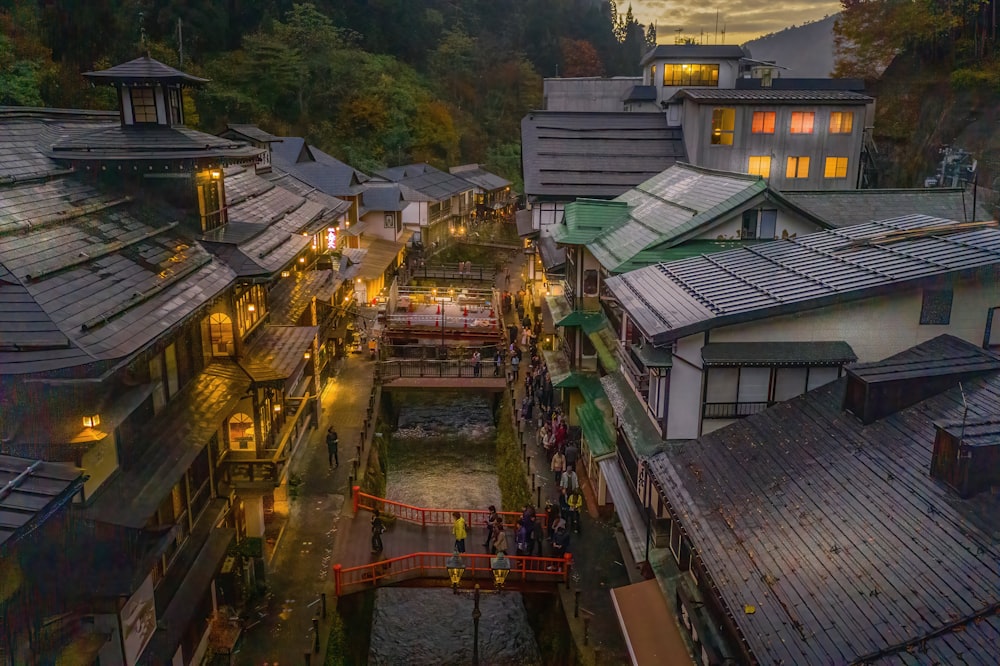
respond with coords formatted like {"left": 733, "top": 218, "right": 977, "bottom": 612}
{"left": 542, "top": 347, "right": 573, "bottom": 386}
{"left": 598, "top": 457, "right": 646, "bottom": 563}
{"left": 537, "top": 235, "right": 566, "bottom": 272}
{"left": 545, "top": 295, "right": 572, "bottom": 324}
{"left": 632, "top": 343, "right": 672, "bottom": 368}
{"left": 83, "top": 362, "right": 250, "bottom": 528}
{"left": 556, "top": 309, "right": 605, "bottom": 330}
{"left": 611, "top": 579, "right": 693, "bottom": 666}
{"left": 700, "top": 340, "right": 857, "bottom": 367}
{"left": 142, "top": 526, "right": 236, "bottom": 663}
{"left": 600, "top": 372, "right": 666, "bottom": 458}
{"left": 577, "top": 401, "right": 616, "bottom": 460}
{"left": 240, "top": 325, "right": 318, "bottom": 383}
{"left": 587, "top": 323, "right": 620, "bottom": 372}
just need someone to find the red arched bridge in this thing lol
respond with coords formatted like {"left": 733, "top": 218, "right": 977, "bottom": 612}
{"left": 333, "top": 488, "right": 573, "bottom": 597}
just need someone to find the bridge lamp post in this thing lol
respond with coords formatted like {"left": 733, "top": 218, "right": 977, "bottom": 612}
{"left": 445, "top": 552, "right": 511, "bottom": 666}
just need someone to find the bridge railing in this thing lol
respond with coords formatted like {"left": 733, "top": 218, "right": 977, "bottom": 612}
{"left": 333, "top": 551, "right": 572, "bottom": 596}
{"left": 354, "top": 487, "right": 548, "bottom": 531}
{"left": 384, "top": 312, "right": 501, "bottom": 330}
{"left": 378, "top": 359, "right": 508, "bottom": 380}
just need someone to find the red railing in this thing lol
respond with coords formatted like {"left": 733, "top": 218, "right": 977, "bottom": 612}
{"left": 353, "top": 487, "right": 549, "bottom": 530}
{"left": 333, "top": 551, "right": 573, "bottom": 596}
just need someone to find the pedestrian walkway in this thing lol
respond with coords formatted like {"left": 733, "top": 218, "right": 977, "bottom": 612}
{"left": 235, "top": 355, "right": 374, "bottom": 665}
{"left": 498, "top": 255, "right": 633, "bottom": 664}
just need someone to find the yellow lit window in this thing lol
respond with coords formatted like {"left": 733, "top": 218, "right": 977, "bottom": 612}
{"left": 824, "top": 157, "right": 849, "bottom": 178}
{"left": 829, "top": 112, "right": 854, "bottom": 133}
{"left": 789, "top": 112, "right": 814, "bottom": 134}
{"left": 711, "top": 107, "right": 735, "bottom": 145}
{"left": 663, "top": 63, "right": 720, "bottom": 86}
{"left": 751, "top": 111, "right": 775, "bottom": 134}
{"left": 747, "top": 156, "right": 771, "bottom": 178}
{"left": 785, "top": 156, "right": 810, "bottom": 179}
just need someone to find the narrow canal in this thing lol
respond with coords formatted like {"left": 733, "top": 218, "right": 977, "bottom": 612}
{"left": 367, "top": 389, "right": 544, "bottom": 665}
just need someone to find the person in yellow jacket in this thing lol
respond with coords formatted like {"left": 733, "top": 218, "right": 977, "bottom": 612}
{"left": 567, "top": 489, "right": 584, "bottom": 534}
{"left": 452, "top": 511, "right": 467, "bottom": 553}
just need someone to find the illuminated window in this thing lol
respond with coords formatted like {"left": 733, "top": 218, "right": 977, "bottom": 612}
{"left": 747, "top": 156, "right": 771, "bottom": 178}
{"left": 649, "top": 64, "right": 656, "bottom": 84}
{"left": 663, "top": 64, "right": 719, "bottom": 86}
{"left": 751, "top": 111, "right": 775, "bottom": 134}
{"left": 130, "top": 87, "right": 157, "bottom": 123}
{"left": 228, "top": 413, "right": 256, "bottom": 450}
{"left": 785, "top": 156, "right": 810, "bottom": 179}
{"left": 824, "top": 157, "right": 849, "bottom": 178}
{"left": 789, "top": 112, "right": 815, "bottom": 134}
{"left": 829, "top": 111, "right": 854, "bottom": 133}
{"left": 208, "top": 312, "right": 234, "bottom": 356}
{"left": 711, "top": 108, "right": 735, "bottom": 145}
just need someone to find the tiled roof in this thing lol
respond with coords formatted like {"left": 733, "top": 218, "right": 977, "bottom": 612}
{"left": 225, "top": 124, "right": 283, "bottom": 143}
{"left": 521, "top": 112, "right": 685, "bottom": 198}
{"left": 449, "top": 165, "right": 512, "bottom": 191}
{"left": 848, "top": 333, "right": 1000, "bottom": 382}
{"left": 269, "top": 269, "right": 344, "bottom": 325}
{"left": 393, "top": 169, "right": 474, "bottom": 201}
{"left": 358, "top": 182, "right": 432, "bottom": 214}
{"left": 640, "top": 44, "right": 746, "bottom": 65}
{"left": 0, "top": 174, "right": 235, "bottom": 375}
{"left": 782, "top": 188, "right": 993, "bottom": 227}
{"left": 0, "top": 111, "right": 116, "bottom": 181}
{"left": 375, "top": 163, "right": 437, "bottom": 181}
{"left": 270, "top": 137, "right": 369, "bottom": 197}
{"left": 0, "top": 455, "right": 82, "bottom": 548}
{"left": 51, "top": 124, "right": 262, "bottom": 163}
{"left": 240, "top": 325, "right": 317, "bottom": 383}
{"left": 83, "top": 56, "right": 208, "bottom": 85}
{"left": 647, "top": 335, "right": 1000, "bottom": 665}
{"left": 585, "top": 164, "right": 769, "bottom": 272}
{"left": 622, "top": 85, "right": 656, "bottom": 102}
{"left": 672, "top": 88, "right": 873, "bottom": 104}
{"left": 606, "top": 215, "right": 1000, "bottom": 344}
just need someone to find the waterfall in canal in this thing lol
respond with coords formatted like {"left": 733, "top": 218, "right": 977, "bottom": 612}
{"left": 369, "top": 390, "right": 542, "bottom": 665}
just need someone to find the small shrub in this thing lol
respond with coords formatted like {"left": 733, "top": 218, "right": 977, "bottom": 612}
{"left": 950, "top": 67, "right": 993, "bottom": 90}
{"left": 495, "top": 399, "right": 532, "bottom": 511}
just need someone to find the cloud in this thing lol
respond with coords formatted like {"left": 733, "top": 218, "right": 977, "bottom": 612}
{"left": 628, "top": 0, "right": 841, "bottom": 46}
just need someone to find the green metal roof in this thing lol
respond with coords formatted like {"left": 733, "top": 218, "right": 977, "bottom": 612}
{"left": 600, "top": 372, "right": 666, "bottom": 458}
{"left": 612, "top": 240, "right": 751, "bottom": 272}
{"left": 588, "top": 324, "right": 620, "bottom": 373}
{"left": 585, "top": 164, "right": 767, "bottom": 272}
{"left": 553, "top": 199, "right": 630, "bottom": 245}
{"left": 556, "top": 310, "right": 606, "bottom": 329}
{"left": 577, "top": 400, "right": 616, "bottom": 460}
{"left": 541, "top": 347, "right": 573, "bottom": 385}
{"left": 632, "top": 343, "right": 672, "bottom": 368}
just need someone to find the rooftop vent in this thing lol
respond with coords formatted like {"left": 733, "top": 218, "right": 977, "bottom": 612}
{"left": 930, "top": 417, "right": 1000, "bottom": 498}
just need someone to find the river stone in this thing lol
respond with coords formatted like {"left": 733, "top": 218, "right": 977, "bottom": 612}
{"left": 369, "top": 587, "right": 542, "bottom": 665}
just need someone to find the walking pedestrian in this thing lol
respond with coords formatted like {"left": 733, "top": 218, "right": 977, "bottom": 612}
{"left": 326, "top": 427, "right": 339, "bottom": 469}
{"left": 484, "top": 505, "right": 500, "bottom": 548}
{"left": 550, "top": 449, "right": 566, "bottom": 483}
{"left": 531, "top": 516, "right": 544, "bottom": 556}
{"left": 560, "top": 468, "right": 579, "bottom": 492}
{"left": 452, "top": 511, "right": 467, "bottom": 553}
{"left": 551, "top": 524, "right": 570, "bottom": 558}
{"left": 472, "top": 350, "right": 482, "bottom": 377}
{"left": 565, "top": 442, "right": 579, "bottom": 470}
{"left": 567, "top": 489, "right": 584, "bottom": 534}
{"left": 494, "top": 349, "right": 503, "bottom": 377}
{"left": 371, "top": 509, "right": 385, "bottom": 553}
{"left": 492, "top": 525, "right": 508, "bottom": 555}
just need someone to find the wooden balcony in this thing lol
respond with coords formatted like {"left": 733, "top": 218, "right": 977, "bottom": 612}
{"left": 218, "top": 394, "right": 313, "bottom": 491}
{"left": 702, "top": 401, "right": 772, "bottom": 420}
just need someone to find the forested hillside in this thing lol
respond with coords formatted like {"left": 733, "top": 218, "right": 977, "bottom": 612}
{"left": 0, "top": 0, "right": 655, "bottom": 182}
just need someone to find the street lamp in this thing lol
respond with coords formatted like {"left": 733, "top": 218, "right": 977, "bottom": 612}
{"left": 446, "top": 551, "right": 465, "bottom": 592}
{"left": 445, "top": 550, "right": 510, "bottom": 666}
{"left": 490, "top": 553, "right": 511, "bottom": 589}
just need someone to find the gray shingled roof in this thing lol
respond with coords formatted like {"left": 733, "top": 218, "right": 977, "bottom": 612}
{"left": 388, "top": 167, "right": 474, "bottom": 201}
{"left": 225, "top": 124, "right": 282, "bottom": 143}
{"left": 0, "top": 110, "right": 117, "bottom": 181}
{"left": 672, "top": 88, "right": 873, "bottom": 104}
{"left": 83, "top": 56, "right": 209, "bottom": 85}
{"left": 358, "top": 183, "right": 410, "bottom": 213}
{"left": 782, "top": 188, "right": 993, "bottom": 227}
{"left": 449, "top": 165, "right": 512, "bottom": 192}
{"left": 622, "top": 85, "right": 656, "bottom": 102}
{"left": 375, "top": 163, "right": 437, "bottom": 181}
{"left": 0, "top": 456, "right": 82, "bottom": 549}
{"left": 640, "top": 44, "right": 746, "bottom": 65}
{"left": 51, "top": 124, "right": 263, "bottom": 163}
{"left": 647, "top": 335, "right": 1000, "bottom": 665}
{"left": 521, "top": 112, "right": 685, "bottom": 198}
{"left": 270, "top": 137, "right": 369, "bottom": 197}
{"left": 606, "top": 215, "right": 1000, "bottom": 344}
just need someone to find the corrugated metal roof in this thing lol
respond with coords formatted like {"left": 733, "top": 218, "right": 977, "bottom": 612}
{"left": 554, "top": 199, "right": 629, "bottom": 244}
{"left": 673, "top": 88, "right": 873, "bottom": 104}
{"left": 83, "top": 56, "right": 208, "bottom": 85}
{"left": 449, "top": 165, "right": 512, "bottom": 191}
{"left": 647, "top": 334, "right": 1000, "bottom": 665}
{"left": 521, "top": 112, "right": 685, "bottom": 198}
{"left": 701, "top": 340, "right": 857, "bottom": 366}
{"left": 0, "top": 455, "right": 82, "bottom": 548}
{"left": 585, "top": 164, "right": 768, "bottom": 271}
{"left": 606, "top": 215, "right": 1000, "bottom": 344}
{"left": 782, "top": 188, "right": 993, "bottom": 227}
{"left": 640, "top": 44, "right": 746, "bottom": 65}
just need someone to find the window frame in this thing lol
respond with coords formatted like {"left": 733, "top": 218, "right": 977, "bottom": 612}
{"left": 751, "top": 111, "right": 775, "bottom": 134}
{"left": 747, "top": 155, "right": 771, "bottom": 178}
{"left": 829, "top": 111, "right": 854, "bottom": 134}
{"left": 789, "top": 111, "right": 815, "bottom": 134}
{"left": 710, "top": 107, "right": 736, "bottom": 145}
{"left": 663, "top": 63, "right": 720, "bottom": 87}
{"left": 823, "top": 157, "right": 849, "bottom": 179}
{"left": 785, "top": 156, "right": 810, "bottom": 179}
{"left": 130, "top": 87, "right": 158, "bottom": 124}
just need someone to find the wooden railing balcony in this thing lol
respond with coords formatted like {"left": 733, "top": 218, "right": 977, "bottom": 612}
{"left": 219, "top": 394, "right": 312, "bottom": 489}
{"left": 702, "top": 401, "right": 772, "bottom": 420}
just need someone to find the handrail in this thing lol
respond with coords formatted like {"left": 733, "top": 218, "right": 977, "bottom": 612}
{"left": 353, "top": 487, "right": 549, "bottom": 530}
{"left": 333, "top": 551, "right": 573, "bottom": 596}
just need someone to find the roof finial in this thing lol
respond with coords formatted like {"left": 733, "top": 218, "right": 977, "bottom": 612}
{"left": 139, "top": 10, "right": 149, "bottom": 57}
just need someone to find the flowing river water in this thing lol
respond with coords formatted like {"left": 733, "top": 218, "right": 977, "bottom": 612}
{"left": 368, "top": 390, "right": 543, "bottom": 665}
